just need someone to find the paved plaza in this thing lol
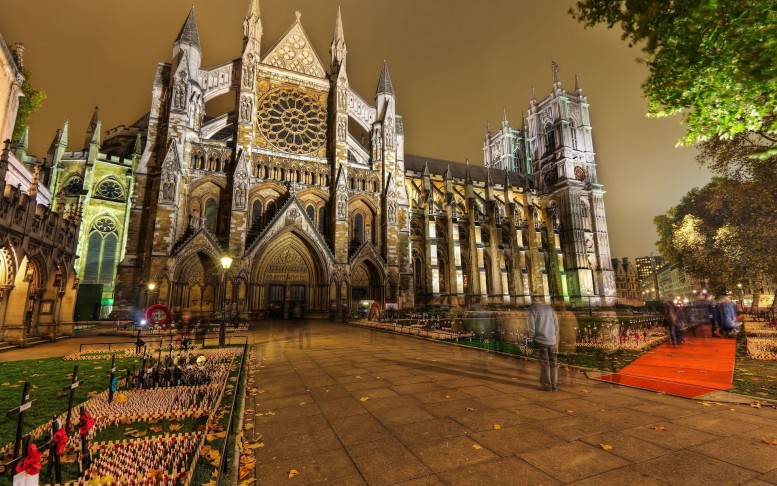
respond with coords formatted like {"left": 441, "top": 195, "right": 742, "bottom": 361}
{"left": 4, "top": 321, "right": 777, "bottom": 485}
{"left": 243, "top": 321, "right": 777, "bottom": 485}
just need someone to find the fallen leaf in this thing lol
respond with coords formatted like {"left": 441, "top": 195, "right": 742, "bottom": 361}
{"left": 651, "top": 425, "right": 666, "bottom": 432}
{"left": 582, "top": 389, "right": 590, "bottom": 394}
{"left": 472, "top": 444, "right": 482, "bottom": 450}
{"left": 700, "top": 402, "right": 712, "bottom": 407}
{"left": 359, "top": 397, "right": 370, "bottom": 402}
{"left": 169, "top": 424, "right": 182, "bottom": 431}
{"left": 444, "top": 395, "right": 451, "bottom": 399}
{"left": 244, "top": 423, "right": 254, "bottom": 431}
{"left": 150, "top": 426, "right": 163, "bottom": 433}
{"left": 599, "top": 444, "right": 613, "bottom": 451}
{"left": 466, "top": 407, "right": 476, "bottom": 412}
{"left": 566, "top": 410, "right": 575, "bottom": 414}
{"left": 239, "top": 479, "right": 256, "bottom": 486}
{"left": 493, "top": 424, "right": 502, "bottom": 430}
{"left": 288, "top": 469, "right": 300, "bottom": 478}
{"left": 762, "top": 438, "right": 777, "bottom": 445}
{"left": 752, "top": 402, "right": 763, "bottom": 409}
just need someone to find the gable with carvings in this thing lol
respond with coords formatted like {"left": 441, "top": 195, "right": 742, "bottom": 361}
{"left": 262, "top": 18, "right": 326, "bottom": 78}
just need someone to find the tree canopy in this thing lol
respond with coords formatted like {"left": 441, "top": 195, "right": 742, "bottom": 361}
{"left": 12, "top": 67, "right": 46, "bottom": 143}
{"left": 654, "top": 160, "right": 777, "bottom": 294}
{"left": 570, "top": 1, "right": 777, "bottom": 154}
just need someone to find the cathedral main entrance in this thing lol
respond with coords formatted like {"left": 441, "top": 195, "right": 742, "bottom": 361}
{"left": 251, "top": 232, "right": 327, "bottom": 318}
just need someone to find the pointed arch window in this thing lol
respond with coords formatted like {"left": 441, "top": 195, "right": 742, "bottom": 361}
{"left": 353, "top": 213, "right": 364, "bottom": 245}
{"left": 83, "top": 217, "right": 120, "bottom": 286}
{"left": 204, "top": 198, "right": 218, "bottom": 233}
{"left": 306, "top": 205, "right": 315, "bottom": 223}
{"left": 251, "top": 200, "right": 262, "bottom": 228}
{"left": 570, "top": 121, "right": 578, "bottom": 150}
{"left": 318, "top": 207, "right": 327, "bottom": 235}
{"left": 544, "top": 122, "right": 555, "bottom": 154}
{"left": 265, "top": 200, "right": 276, "bottom": 226}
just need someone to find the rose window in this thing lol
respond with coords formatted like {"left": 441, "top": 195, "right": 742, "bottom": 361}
{"left": 256, "top": 87, "right": 327, "bottom": 155}
{"left": 93, "top": 218, "right": 116, "bottom": 233}
{"left": 65, "top": 177, "right": 84, "bottom": 196}
{"left": 95, "top": 179, "right": 124, "bottom": 200}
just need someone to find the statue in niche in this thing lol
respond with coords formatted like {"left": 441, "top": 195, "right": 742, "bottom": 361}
{"left": 388, "top": 199, "right": 397, "bottom": 225}
{"left": 240, "top": 97, "right": 253, "bottom": 122}
{"left": 235, "top": 184, "right": 246, "bottom": 208}
{"left": 242, "top": 60, "right": 254, "bottom": 88}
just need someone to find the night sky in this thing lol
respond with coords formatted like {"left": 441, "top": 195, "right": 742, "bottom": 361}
{"left": 0, "top": 0, "right": 710, "bottom": 260}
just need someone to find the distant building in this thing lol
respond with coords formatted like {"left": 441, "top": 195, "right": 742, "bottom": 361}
{"left": 611, "top": 257, "right": 639, "bottom": 301}
{"left": 635, "top": 255, "right": 665, "bottom": 283}
{"left": 0, "top": 36, "right": 81, "bottom": 345}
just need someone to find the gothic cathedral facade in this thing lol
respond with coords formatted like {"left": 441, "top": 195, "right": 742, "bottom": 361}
{"left": 114, "top": 2, "right": 616, "bottom": 319}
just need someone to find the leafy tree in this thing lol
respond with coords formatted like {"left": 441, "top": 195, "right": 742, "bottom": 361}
{"left": 12, "top": 67, "right": 46, "bottom": 143}
{"left": 570, "top": 1, "right": 777, "bottom": 154}
{"left": 655, "top": 169, "right": 777, "bottom": 295}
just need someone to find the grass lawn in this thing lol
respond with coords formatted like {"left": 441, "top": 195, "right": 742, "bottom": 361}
{"left": 732, "top": 332, "right": 777, "bottom": 400}
{"left": 0, "top": 356, "right": 144, "bottom": 448}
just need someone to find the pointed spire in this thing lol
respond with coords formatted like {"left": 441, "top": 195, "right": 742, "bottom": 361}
{"left": 375, "top": 61, "right": 394, "bottom": 96}
{"left": 502, "top": 107, "right": 508, "bottom": 126}
{"left": 175, "top": 7, "right": 201, "bottom": 50}
{"left": 575, "top": 73, "right": 583, "bottom": 93}
{"left": 444, "top": 164, "right": 452, "bottom": 181}
{"left": 85, "top": 106, "right": 99, "bottom": 149}
{"left": 330, "top": 7, "right": 347, "bottom": 72}
{"left": 51, "top": 119, "right": 69, "bottom": 151}
{"left": 465, "top": 158, "right": 473, "bottom": 184}
{"left": 486, "top": 120, "right": 491, "bottom": 133}
{"left": 133, "top": 132, "right": 143, "bottom": 157}
{"left": 551, "top": 59, "right": 560, "bottom": 85}
{"left": 89, "top": 121, "right": 101, "bottom": 146}
{"left": 531, "top": 85, "right": 537, "bottom": 102}
{"left": 243, "top": 0, "right": 262, "bottom": 52}
{"left": 422, "top": 160, "right": 429, "bottom": 177}
{"left": 486, "top": 166, "right": 494, "bottom": 187}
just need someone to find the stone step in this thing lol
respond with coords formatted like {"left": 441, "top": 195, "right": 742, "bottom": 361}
{"left": 24, "top": 336, "right": 48, "bottom": 346}
{"left": 0, "top": 343, "right": 20, "bottom": 353}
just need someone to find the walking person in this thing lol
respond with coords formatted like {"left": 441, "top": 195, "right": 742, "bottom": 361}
{"left": 528, "top": 297, "right": 559, "bottom": 391}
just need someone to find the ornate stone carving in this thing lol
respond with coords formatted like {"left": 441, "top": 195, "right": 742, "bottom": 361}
{"left": 263, "top": 25, "right": 326, "bottom": 77}
{"left": 240, "top": 96, "right": 253, "bottom": 122}
{"left": 173, "top": 70, "right": 188, "bottom": 110}
{"left": 255, "top": 86, "right": 328, "bottom": 155}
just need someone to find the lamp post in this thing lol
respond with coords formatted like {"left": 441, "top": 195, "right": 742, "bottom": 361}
{"left": 147, "top": 282, "right": 156, "bottom": 308}
{"left": 219, "top": 256, "right": 233, "bottom": 347}
{"left": 737, "top": 283, "right": 744, "bottom": 307}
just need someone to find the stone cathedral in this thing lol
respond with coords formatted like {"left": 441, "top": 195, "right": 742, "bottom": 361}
{"left": 114, "top": 2, "right": 616, "bottom": 319}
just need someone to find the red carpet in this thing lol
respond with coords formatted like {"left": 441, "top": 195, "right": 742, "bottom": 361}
{"left": 595, "top": 324, "right": 737, "bottom": 398}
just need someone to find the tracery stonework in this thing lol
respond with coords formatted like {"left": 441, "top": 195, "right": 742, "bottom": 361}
{"left": 255, "top": 86, "right": 328, "bottom": 155}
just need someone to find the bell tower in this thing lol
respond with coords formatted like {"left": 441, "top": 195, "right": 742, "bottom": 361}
{"left": 527, "top": 65, "right": 616, "bottom": 307}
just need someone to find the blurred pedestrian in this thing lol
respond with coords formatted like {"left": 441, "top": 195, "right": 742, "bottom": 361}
{"left": 528, "top": 297, "right": 559, "bottom": 391}
{"left": 662, "top": 301, "right": 683, "bottom": 345}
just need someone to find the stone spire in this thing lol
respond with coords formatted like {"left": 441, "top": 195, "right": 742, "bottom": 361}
{"left": 330, "top": 7, "right": 347, "bottom": 73}
{"left": 575, "top": 73, "right": 583, "bottom": 94}
{"left": 175, "top": 7, "right": 200, "bottom": 50}
{"left": 50, "top": 119, "right": 68, "bottom": 152}
{"left": 465, "top": 158, "right": 473, "bottom": 184}
{"left": 84, "top": 106, "right": 99, "bottom": 149}
{"left": 375, "top": 61, "right": 394, "bottom": 97}
{"left": 502, "top": 107, "right": 508, "bottom": 127}
{"left": 133, "top": 132, "right": 143, "bottom": 157}
{"left": 243, "top": 0, "right": 262, "bottom": 54}
{"left": 29, "top": 164, "right": 40, "bottom": 198}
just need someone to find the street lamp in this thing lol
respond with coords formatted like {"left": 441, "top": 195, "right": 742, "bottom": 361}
{"left": 219, "top": 256, "right": 233, "bottom": 347}
{"left": 147, "top": 282, "right": 156, "bottom": 307}
{"left": 737, "top": 283, "right": 744, "bottom": 307}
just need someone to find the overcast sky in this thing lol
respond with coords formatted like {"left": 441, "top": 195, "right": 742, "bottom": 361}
{"left": 0, "top": 0, "right": 711, "bottom": 260}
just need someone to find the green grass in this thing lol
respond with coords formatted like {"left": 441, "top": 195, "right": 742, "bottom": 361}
{"left": 0, "top": 356, "right": 144, "bottom": 448}
{"left": 732, "top": 331, "right": 777, "bottom": 400}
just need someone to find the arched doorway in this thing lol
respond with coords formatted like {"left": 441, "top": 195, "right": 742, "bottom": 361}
{"left": 350, "top": 260, "right": 383, "bottom": 305}
{"left": 174, "top": 252, "right": 219, "bottom": 316}
{"left": 251, "top": 231, "right": 327, "bottom": 318}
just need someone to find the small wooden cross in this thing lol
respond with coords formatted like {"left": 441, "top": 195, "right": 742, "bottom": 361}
{"left": 6, "top": 382, "right": 36, "bottom": 467}
{"left": 63, "top": 365, "right": 82, "bottom": 434}
{"left": 107, "top": 354, "right": 117, "bottom": 403}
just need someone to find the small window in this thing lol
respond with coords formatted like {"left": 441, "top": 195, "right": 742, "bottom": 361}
{"left": 95, "top": 179, "right": 124, "bottom": 200}
{"left": 65, "top": 177, "right": 84, "bottom": 196}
